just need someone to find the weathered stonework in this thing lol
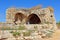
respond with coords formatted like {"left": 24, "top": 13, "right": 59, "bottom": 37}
{"left": 0, "top": 6, "right": 57, "bottom": 40}
{"left": 6, "top": 8, "right": 56, "bottom": 23}
{"left": 5, "top": 6, "right": 57, "bottom": 29}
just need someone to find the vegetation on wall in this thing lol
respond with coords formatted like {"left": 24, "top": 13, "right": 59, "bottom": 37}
{"left": 18, "top": 25, "right": 26, "bottom": 30}
{"left": 23, "top": 31, "right": 31, "bottom": 36}
{"left": 1, "top": 27, "right": 14, "bottom": 30}
{"left": 10, "top": 31, "right": 21, "bottom": 40}
{"left": 1, "top": 25, "right": 26, "bottom": 30}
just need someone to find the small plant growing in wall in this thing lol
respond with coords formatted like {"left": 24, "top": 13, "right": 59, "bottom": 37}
{"left": 23, "top": 31, "right": 31, "bottom": 36}
{"left": 34, "top": 26, "right": 38, "bottom": 31}
{"left": 44, "top": 22, "right": 50, "bottom": 24}
{"left": 10, "top": 31, "right": 21, "bottom": 40}
{"left": 18, "top": 25, "right": 26, "bottom": 30}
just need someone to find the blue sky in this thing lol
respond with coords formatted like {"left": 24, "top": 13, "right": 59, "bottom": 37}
{"left": 0, "top": 0, "right": 60, "bottom": 22}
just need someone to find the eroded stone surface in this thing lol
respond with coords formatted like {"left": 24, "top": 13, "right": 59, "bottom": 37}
{"left": 0, "top": 6, "right": 57, "bottom": 40}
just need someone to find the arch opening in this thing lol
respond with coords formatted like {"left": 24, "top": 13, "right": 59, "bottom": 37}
{"left": 27, "top": 14, "right": 41, "bottom": 24}
{"left": 14, "top": 12, "right": 25, "bottom": 25}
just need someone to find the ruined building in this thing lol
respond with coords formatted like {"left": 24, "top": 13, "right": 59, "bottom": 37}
{"left": 0, "top": 6, "right": 57, "bottom": 30}
{"left": 0, "top": 6, "right": 57, "bottom": 40}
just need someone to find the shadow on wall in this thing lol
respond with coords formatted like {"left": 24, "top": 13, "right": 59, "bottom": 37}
{"left": 27, "top": 14, "right": 41, "bottom": 24}
{"left": 14, "top": 13, "right": 41, "bottom": 25}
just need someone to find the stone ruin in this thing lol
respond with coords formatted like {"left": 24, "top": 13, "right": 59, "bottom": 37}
{"left": 0, "top": 6, "right": 57, "bottom": 40}
{"left": 5, "top": 6, "right": 57, "bottom": 29}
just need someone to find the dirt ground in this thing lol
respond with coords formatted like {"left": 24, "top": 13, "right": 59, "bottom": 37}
{"left": 44, "top": 29, "right": 60, "bottom": 40}
{"left": 51, "top": 29, "right": 60, "bottom": 40}
{"left": 49, "top": 25, "right": 60, "bottom": 40}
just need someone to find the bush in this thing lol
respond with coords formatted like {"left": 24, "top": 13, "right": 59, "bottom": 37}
{"left": 18, "top": 25, "right": 26, "bottom": 30}
{"left": 10, "top": 31, "right": 21, "bottom": 37}
{"left": 23, "top": 31, "right": 31, "bottom": 36}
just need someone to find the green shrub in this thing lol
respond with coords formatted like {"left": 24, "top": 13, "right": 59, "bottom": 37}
{"left": 13, "top": 32, "right": 20, "bottom": 36}
{"left": 10, "top": 31, "right": 20, "bottom": 37}
{"left": 34, "top": 26, "right": 37, "bottom": 29}
{"left": 18, "top": 25, "right": 26, "bottom": 30}
{"left": 10, "top": 31, "right": 14, "bottom": 33}
{"left": 44, "top": 22, "right": 50, "bottom": 24}
{"left": 23, "top": 31, "right": 31, "bottom": 36}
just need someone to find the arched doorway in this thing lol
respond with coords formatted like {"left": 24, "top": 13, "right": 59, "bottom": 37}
{"left": 14, "top": 13, "right": 25, "bottom": 25}
{"left": 27, "top": 14, "right": 41, "bottom": 24}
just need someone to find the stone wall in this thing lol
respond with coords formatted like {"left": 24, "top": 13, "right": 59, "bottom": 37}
{"left": 6, "top": 7, "right": 56, "bottom": 24}
{"left": 0, "top": 6, "right": 57, "bottom": 29}
{"left": 0, "top": 6, "right": 57, "bottom": 40}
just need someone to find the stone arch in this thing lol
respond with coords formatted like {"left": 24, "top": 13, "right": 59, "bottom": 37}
{"left": 27, "top": 14, "right": 41, "bottom": 24}
{"left": 14, "top": 12, "right": 25, "bottom": 25}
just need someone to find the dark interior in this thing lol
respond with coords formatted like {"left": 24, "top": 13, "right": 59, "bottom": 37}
{"left": 27, "top": 14, "right": 41, "bottom": 24}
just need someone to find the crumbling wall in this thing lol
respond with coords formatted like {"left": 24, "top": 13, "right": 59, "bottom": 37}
{"left": 6, "top": 8, "right": 55, "bottom": 24}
